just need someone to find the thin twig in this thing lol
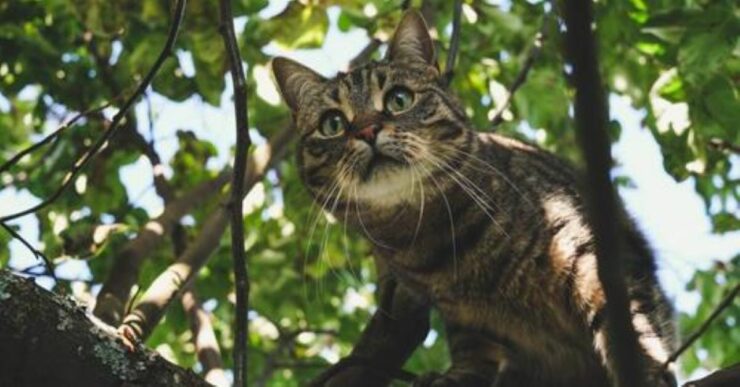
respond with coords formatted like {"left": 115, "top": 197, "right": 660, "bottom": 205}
{"left": 349, "top": 38, "right": 382, "bottom": 69}
{"left": 0, "top": 222, "right": 55, "bottom": 279}
{"left": 442, "top": 0, "right": 463, "bottom": 86}
{"left": 563, "top": 1, "right": 647, "bottom": 387}
{"left": 0, "top": 0, "right": 187, "bottom": 223}
{"left": 218, "top": 0, "right": 252, "bottom": 385}
{"left": 491, "top": 13, "right": 549, "bottom": 127}
{"left": 708, "top": 138, "right": 740, "bottom": 155}
{"left": 664, "top": 284, "right": 739, "bottom": 368}
{"left": 0, "top": 102, "right": 112, "bottom": 175}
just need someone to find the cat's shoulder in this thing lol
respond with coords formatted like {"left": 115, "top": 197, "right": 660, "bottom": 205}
{"left": 476, "top": 131, "right": 545, "bottom": 155}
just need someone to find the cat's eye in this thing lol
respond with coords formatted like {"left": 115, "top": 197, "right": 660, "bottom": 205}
{"left": 319, "top": 110, "right": 348, "bottom": 137}
{"left": 384, "top": 87, "right": 415, "bottom": 113}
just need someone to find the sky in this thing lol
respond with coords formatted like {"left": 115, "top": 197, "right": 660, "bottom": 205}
{"left": 0, "top": 0, "right": 737, "bottom": 380}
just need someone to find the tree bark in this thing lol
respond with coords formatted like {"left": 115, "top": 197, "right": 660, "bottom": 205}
{"left": 684, "top": 363, "right": 740, "bottom": 387}
{"left": 0, "top": 270, "right": 209, "bottom": 387}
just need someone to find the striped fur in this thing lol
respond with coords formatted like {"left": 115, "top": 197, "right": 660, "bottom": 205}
{"left": 273, "top": 10, "right": 676, "bottom": 387}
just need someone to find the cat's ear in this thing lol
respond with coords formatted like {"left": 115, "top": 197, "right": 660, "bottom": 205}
{"left": 271, "top": 57, "right": 326, "bottom": 111}
{"left": 387, "top": 10, "right": 435, "bottom": 65}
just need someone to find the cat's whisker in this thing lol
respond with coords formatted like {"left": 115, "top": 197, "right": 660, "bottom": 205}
{"left": 404, "top": 136, "right": 511, "bottom": 220}
{"left": 410, "top": 162, "right": 426, "bottom": 246}
{"left": 332, "top": 157, "right": 363, "bottom": 284}
{"left": 416, "top": 161, "right": 459, "bottom": 280}
{"left": 352, "top": 182, "right": 396, "bottom": 251}
{"left": 418, "top": 151, "right": 511, "bottom": 240}
{"left": 304, "top": 161, "right": 354, "bottom": 298}
{"left": 436, "top": 143, "right": 536, "bottom": 209}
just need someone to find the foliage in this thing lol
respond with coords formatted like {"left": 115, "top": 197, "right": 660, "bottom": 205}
{"left": 0, "top": 0, "right": 737, "bottom": 385}
{"left": 679, "top": 255, "right": 740, "bottom": 376}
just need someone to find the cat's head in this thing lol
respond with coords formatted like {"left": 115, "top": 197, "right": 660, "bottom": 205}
{"left": 272, "top": 10, "right": 470, "bottom": 208}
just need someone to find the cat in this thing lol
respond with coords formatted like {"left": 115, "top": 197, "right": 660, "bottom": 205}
{"left": 272, "top": 10, "right": 677, "bottom": 387}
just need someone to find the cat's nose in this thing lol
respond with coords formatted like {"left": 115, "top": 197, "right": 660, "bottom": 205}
{"left": 353, "top": 123, "right": 382, "bottom": 145}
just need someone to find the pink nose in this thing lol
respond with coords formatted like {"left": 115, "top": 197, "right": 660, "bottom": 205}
{"left": 356, "top": 125, "right": 377, "bottom": 141}
{"left": 352, "top": 123, "right": 381, "bottom": 144}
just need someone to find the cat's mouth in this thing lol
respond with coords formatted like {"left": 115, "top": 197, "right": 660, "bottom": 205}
{"left": 361, "top": 152, "right": 404, "bottom": 180}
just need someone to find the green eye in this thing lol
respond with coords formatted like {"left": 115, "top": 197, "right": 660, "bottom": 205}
{"left": 384, "top": 87, "right": 414, "bottom": 113}
{"left": 319, "top": 110, "right": 347, "bottom": 137}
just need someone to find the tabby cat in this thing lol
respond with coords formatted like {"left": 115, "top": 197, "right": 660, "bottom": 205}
{"left": 272, "top": 10, "right": 677, "bottom": 387}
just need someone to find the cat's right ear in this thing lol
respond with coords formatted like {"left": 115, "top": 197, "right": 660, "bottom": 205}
{"left": 387, "top": 10, "right": 436, "bottom": 66}
{"left": 271, "top": 57, "right": 325, "bottom": 111}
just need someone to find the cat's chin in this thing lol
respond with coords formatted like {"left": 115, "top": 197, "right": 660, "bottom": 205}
{"left": 361, "top": 153, "right": 403, "bottom": 180}
{"left": 352, "top": 163, "right": 421, "bottom": 208}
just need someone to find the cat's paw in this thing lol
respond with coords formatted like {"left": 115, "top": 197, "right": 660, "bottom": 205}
{"left": 412, "top": 371, "right": 490, "bottom": 387}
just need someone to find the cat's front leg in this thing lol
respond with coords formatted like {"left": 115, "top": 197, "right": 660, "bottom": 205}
{"left": 310, "top": 259, "right": 431, "bottom": 387}
{"left": 413, "top": 326, "right": 507, "bottom": 387}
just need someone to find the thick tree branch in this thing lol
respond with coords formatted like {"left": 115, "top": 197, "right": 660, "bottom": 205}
{"left": 118, "top": 127, "right": 292, "bottom": 346}
{"left": 182, "top": 289, "right": 229, "bottom": 387}
{"left": 684, "top": 363, "right": 740, "bottom": 387}
{"left": 0, "top": 0, "right": 187, "bottom": 223}
{"left": 93, "top": 170, "right": 231, "bottom": 325}
{"left": 172, "top": 221, "right": 228, "bottom": 387}
{"left": 562, "top": 2, "right": 647, "bottom": 387}
{"left": 0, "top": 270, "right": 208, "bottom": 386}
{"left": 218, "top": 0, "right": 252, "bottom": 385}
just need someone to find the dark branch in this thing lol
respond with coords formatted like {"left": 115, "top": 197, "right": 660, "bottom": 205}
{"left": 708, "top": 138, "right": 740, "bottom": 155}
{"left": 0, "top": 222, "right": 55, "bottom": 279}
{"left": 0, "top": 102, "right": 112, "bottom": 175}
{"left": 349, "top": 38, "right": 382, "bottom": 69}
{"left": 665, "top": 284, "right": 739, "bottom": 367}
{"left": 218, "top": 0, "right": 252, "bottom": 385}
{"left": 490, "top": 13, "right": 548, "bottom": 127}
{"left": 562, "top": 1, "right": 647, "bottom": 387}
{"left": 0, "top": 269, "right": 209, "bottom": 387}
{"left": 442, "top": 0, "right": 463, "bottom": 86}
{"left": 118, "top": 127, "right": 293, "bottom": 348}
{"left": 684, "top": 363, "right": 740, "bottom": 387}
{"left": 0, "top": 0, "right": 187, "bottom": 223}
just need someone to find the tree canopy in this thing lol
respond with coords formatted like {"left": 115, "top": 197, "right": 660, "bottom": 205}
{"left": 0, "top": 0, "right": 737, "bottom": 385}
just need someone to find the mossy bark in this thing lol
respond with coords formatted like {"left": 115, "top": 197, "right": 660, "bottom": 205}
{"left": 0, "top": 270, "right": 210, "bottom": 387}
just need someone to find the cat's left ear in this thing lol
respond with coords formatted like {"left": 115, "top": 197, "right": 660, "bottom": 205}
{"left": 386, "top": 10, "right": 436, "bottom": 66}
{"left": 271, "top": 57, "right": 326, "bottom": 111}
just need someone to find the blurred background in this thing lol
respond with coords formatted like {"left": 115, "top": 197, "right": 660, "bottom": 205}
{"left": 0, "top": 0, "right": 737, "bottom": 385}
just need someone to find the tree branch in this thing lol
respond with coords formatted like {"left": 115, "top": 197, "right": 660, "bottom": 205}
{"left": 218, "top": 0, "right": 252, "bottom": 385}
{"left": 0, "top": 0, "right": 186, "bottom": 223}
{"left": 349, "top": 38, "right": 383, "bottom": 69}
{"left": 490, "top": 12, "right": 549, "bottom": 127}
{"left": 0, "top": 222, "right": 55, "bottom": 278}
{"left": 93, "top": 171, "right": 231, "bottom": 325}
{"left": 442, "top": 0, "right": 463, "bottom": 86}
{"left": 182, "top": 289, "right": 229, "bottom": 387}
{"left": 665, "top": 284, "right": 739, "bottom": 368}
{"left": 0, "top": 102, "right": 113, "bottom": 175}
{"left": 0, "top": 269, "right": 209, "bottom": 386}
{"left": 708, "top": 138, "right": 740, "bottom": 155}
{"left": 562, "top": 1, "right": 647, "bottom": 387}
{"left": 118, "top": 127, "right": 292, "bottom": 348}
{"left": 684, "top": 363, "right": 740, "bottom": 387}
